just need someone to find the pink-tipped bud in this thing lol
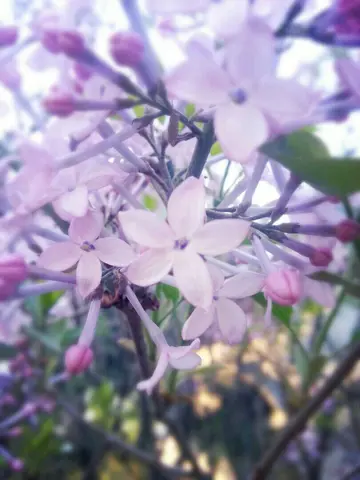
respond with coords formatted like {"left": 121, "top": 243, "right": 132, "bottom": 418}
{"left": 58, "top": 31, "right": 86, "bottom": 58}
{"left": 310, "top": 247, "right": 333, "bottom": 267}
{"left": 0, "top": 254, "right": 27, "bottom": 283}
{"left": 73, "top": 62, "right": 93, "bottom": 81}
{"left": 10, "top": 459, "right": 24, "bottom": 472}
{"left": 0, "top": 26, "right": 18, "bottom": 47}
{"left": 336, "top": 219, "right": 360, "bottom": 243}
{"left": 109, "top": 32, "right": 144, "bottom": 68}
{"left": 65, "top": 344, "right": 93, "bottom": 375}
{"left": 264, "top": 269, "right": 302, "bottom": 306}
{"left": 40, "top": 29, "right": 61, "bottom": 54}
{"left": 43, "top": 93, "right": 76, "bottom": 117}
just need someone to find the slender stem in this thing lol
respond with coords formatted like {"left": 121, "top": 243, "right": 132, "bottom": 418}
{"left": 186, "top": 122, "right": 214, "bottom": 179}
{"left": 251, "top": 341, "right": 360, "bottom": 480}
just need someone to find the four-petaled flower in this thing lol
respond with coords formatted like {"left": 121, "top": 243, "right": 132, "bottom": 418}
{"left": 38, "top": 210, "right": 135, "bottom": 297}
{"left": 182, "top": 265, "right": 265, "bottom": 343}
{"left": 120, "top": 177, "right": 250, "bottom": 308}
{"left": 166, "top": 18, "right": 317, "bottom": 163}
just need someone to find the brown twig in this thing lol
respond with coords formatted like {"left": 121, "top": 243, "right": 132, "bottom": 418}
{"left": 251, "top": 341, "right": 360, "bottom": 480}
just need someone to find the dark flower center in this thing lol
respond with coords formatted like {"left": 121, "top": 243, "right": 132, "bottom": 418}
{"left": 174, "top": 238, "right": 189, "bottom": 250}
{"left": 230, "top": 88, "right": 247, "bottom": 104}
{"left": 81, "top": 241, "right": 95, "bottom": 252}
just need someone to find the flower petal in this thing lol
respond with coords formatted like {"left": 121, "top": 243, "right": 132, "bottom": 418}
{"left": 207, "top": 264, "right": 225, "bottom": 292}
{"left": 225, "top": 18, "right": 275, "bottom": 86}
{"left": 168, "top": 338, "right": 201, "bottom": 359}
{"left": 191, "top": 219, "right": 249, "bottom": 255}
{"left": 216, "top": 298, "right": 247, "bottom": 344}
{"left": 69, "top": 209, "right": 103, "bottom": 244}
{"left": 119, "top": 210, "right": 175, "bottom": 248}
{"left": 165, "top": 41, "right": 230, "bottom": 106}
{"left": 173, "top": 247, "right": 213, "bottom": 308}
{"left": 219, "top": 269, "right": 265, "bottom": 298}
{"left": 336, "top": 58, "right": 360, "bottom": 100}
{"left": 214, "top": 103, "right": 268, "bottom": 163}
{"left": 76, "top": 252, "right": 102, "bottom": 298}
{"left": 94, "top": 237, "right": 135, "bottom": 266}
{"left": 167, "top": 177, "right": 205, "bottom": 238}
{"left": 207, "top": 0, "right": 248, "bottom": 40}
{"left": 55, "top": 185, "right": 89, "bottom": 218}
{"left": 170, "top": 352, "right": 201, "bottom": 370}
{"left": 182, "top": 305, "right": 215, "bottom": 340}
{"left": 145, "top": 0, "right": 209, "bottom": 14}
{"left": 126, "top": 248, "right": 173, "bottom": 286}
{"left": 38, "top": 242, "right": 81, "bottom": 271}
{"left": 137, "top": 352, "right": 168, "bottom": 395}
{"left": 253, "top": 78, "right": 318, "bottom": 126}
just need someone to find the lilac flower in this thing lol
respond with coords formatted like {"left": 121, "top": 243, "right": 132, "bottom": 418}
{"left": 38, "top": 210, "right": 135, "bottom": 297}
{"left": 120, "top": 177, "right": 249, "bottom": 308}
{"left": 166, "top": 19, "right": 317, "bottom": 162}
{"left": 182, "top": 265, "right": 265, "bottom": 343}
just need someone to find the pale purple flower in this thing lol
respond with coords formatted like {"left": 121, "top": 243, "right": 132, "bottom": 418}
{"left": 182, "top": 265, "right": 264, "bottom": 343}
{"left": 145, "top": 0, "right": 210, "bottom": 14}
{"left": 38, "top": 210, "right": 135, "bottom": 298}
{"left": 166, "top": 19, "right": 316, "bottom": 162}
{"left": 120, "top": 177, "right": 249, "bottom": 308}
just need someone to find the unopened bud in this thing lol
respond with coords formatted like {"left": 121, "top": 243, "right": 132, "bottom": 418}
{"left": 310, "top": 247, "right": 333, "bottom": 267}
{"left": 65, "top": 344, "right": 93, "bottom": 375}
{"left": 73, "top": 62, "right": 93, "bottom": 81}
{"left": 110, "top": 32, "right": 144, "bottom": 68}
{"left": 40, "top": 29, "right": 61, "bottom": 54}
{"left": 10, "top": 459, "right": 24, "bottom": 472}
{"left": 0, "top": 254, "right": 27, "bottom": 283}
{"left": 43, "top": 93, "right": 76, "bottom": 117}
{"left": 336, "top": 219, "right": 360, "bottom": 242}
{"left": 58, "top": 31, "right": 86, "bottom": 59}
{"left": 0, "top": 26, "right": 18, "bottom": 47}
{"left": 264, "top": 269, "right": 302, "bottom": 306}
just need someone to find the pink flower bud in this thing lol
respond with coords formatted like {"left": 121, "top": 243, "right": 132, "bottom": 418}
{"left": 109, "top": 32, "right": 144, "bottom": 68}
{"left": 0, "top": 254, "right": 27, "bottom": 283}
{"left": 336, "top": 219, "right": 360, "bottom": 242}
{"left": 58, "top": 31, "right": 86, "bottom": 58}
{"left": 40, "top": 29, "right": 61, "bottom": 54}
{"left": 310, "top": 247, "right": 333, "bottom": 267}
{"left": 43, "top": 93, "right": 76, "bottom": 117}
{"left": 0, "top": 279, "right": 17, "bottom": 301}
{"left": 264, "top": 269, "right": 302, "bottom": 306}
{"left": 0, "top": 26, "right": 18, "bottom": 47}
{"left": 73, "top": 62, "right": 93, "bottom": 81}
{"left": 10, "top": 459, "right": 24, "bottom": 472}
{"left": 334, "top": 0, "right": 360, "bottom": 34}
{"left": 65, "top": 344, "right": 93, "bottom": 375}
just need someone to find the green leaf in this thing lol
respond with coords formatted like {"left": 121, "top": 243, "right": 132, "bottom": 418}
{"left": 185, "top": 103, "right": 196, "bottom": 118}
{"left": 143, "top": 193, "right": 158, "bottom": 211}
{"left": 159, "top": 283, "right": 180, "bottom": 304}
{"left": 262, "top": 130, "right": 360, "bottom": 196}
{"left": 253, "top": 293, "right": 292, "bottom": 326}
{"left": 40, "top": 290, "right": 64, "bottom": 316}
{"left": 310, "top": 271, "right": 360, "bottom": 298}
{"left": 210, "top": 141, "right": 222, "bottom": 156}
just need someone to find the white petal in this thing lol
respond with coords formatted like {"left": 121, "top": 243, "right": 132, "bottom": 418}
{"left": 191, "top": 219, "right": 249, "bottom": 255}
{"left": 207, "top": 263, "right": 225, "bottom": 292}
{"left": 165, "top": 42, "right": 230, "bottom": 106}
{"left": 69, "top": 210, "right": 103, "bottom": 244}
{"left": 214, "top": 103, "right": 268, "bottom": 163}
{"left": 225, "top": 18, "right": 275, "bottom": 86}
{"left": 336, "top": 58, "right": 360, "bottom": 100}
{"left": 303, "top": 277, "right": 336, "bottom": 309}
{"left": 167, "top": 338, "right": 201, "bottom": 359}
{"left": 119, "top": 210, "right": 175, "bottom": 248}
{"left": 173, "top": 248, "right": 213, "bottom": 308}
{"left": 207, "top": 0, "right": 248, "bottom": 40}
{"left": 219, "top": 270, "right": 265, "bottom": 299}
{"left": 94, "top": 237, "right": 135, "bottom": 266}
{"left": 55, "top": 185, "right": 89, "bottom": 218}
{"left": 137, "top": 352, "right": 168, "bottom": 395}
{"left": 38, "top": 242, "right": 81, "bottom": 271}
{"left": 170, "top": 352, "right": 201, "bottom": 370}
{"left": 182, "top": 305, "right": 215, "bottom": 340}
{"left": 167, "top": 177, "right": 205, "bottom": 238}
{"left": 76, "top": 252, "right": 102, "bottom": 298}
{"left": 126, "top": 248, "right": 173, "bottom": 286}
{"left": 253, "top": 78, "right": 318, "bottom": 126}
{"left": 145, "top": 0, "right": 209, "bottom": 14}
{"left": 216, "top": 298, "right": 247, "bottom": 344}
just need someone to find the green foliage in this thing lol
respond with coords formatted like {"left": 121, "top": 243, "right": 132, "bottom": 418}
{"left": 142, "top": 193, "right": 158, "bottom": 211}
{"left": 24, "top": 290, "right": 64, "bottom": 323}
{"left": 262, "top": 130, "right": 360, "bottom": 196}
{"left": 0, "top": 342, "right": 16, "bottom": 359}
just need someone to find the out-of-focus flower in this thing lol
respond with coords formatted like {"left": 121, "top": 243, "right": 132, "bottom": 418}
{"left": 333, "top": 0, "right": 360, "bottom": 34}
{"left": 0, "top": 26, "right": 18, "bottom": 48}
{"left": 38, "top": 210, "right": 135, "bottom": 297}
{"left": 110, "top": 32, "right": 145, "bottom": 68}
{"left": 182, "top": 265, "right": 264, "bottom": 343}
{"left": 166, "top": 19, "right": 316, "bottom": 162}
{"left": 145, "top": 0, "right": 210, "bottom": 14}
{"left": 120, "top": 177, "right": 249, "bottom": 308}
{"left": 65, "top": 344, "right": 93, "bottom": 374}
